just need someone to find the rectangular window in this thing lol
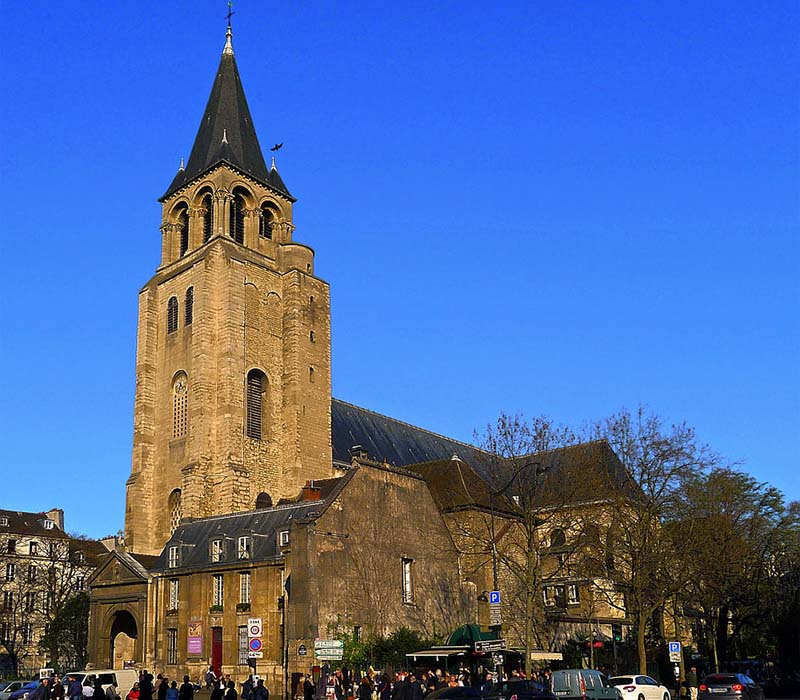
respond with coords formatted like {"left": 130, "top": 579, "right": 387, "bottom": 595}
{"left": 211, "top": 539, "right": 224, "bottom": 563}
{"left": 43, "top": 520, "right": 54, "bottom": 530}
{"left": 567, "top": 584, "right": 580, "bottom": 605}
{"left": 213, "top": 574, "right": 224, "bottom": 607}
{"left": 22, "top": 623, "right": 33, "bottom": 645}
{"left": 7, "top": 540, "right": 16, "bottom": 554}
{"left": 76, "top": 575, "right": 85, "bottom": 591}
{"left": 5, "top": 564, "right": 15, "bottom": 582}
{"left": 278, "top": 530, "right": 289, "bottom": 547}
{"left": 0, "top": 517, "right": 7, "bottom": 526}
{"left": 27, "top": 565, "right": 36, "bottom": 583}
{"left": 167, "top": 628, "right": 178, "bottom": 665}
{"left": 169, "top": 579, "right": 179, "bottom": 610}
{"left": 238, "top": 625, "right": 249, "bottom": 666}
{"left": 25, "top": 592, "right": 35, "bottom": 613}
{"left": 401, "top": 558, "right": 414, "bottom": 605}
{"left": 239, "top": 572, "right": 251, "bottom": 604}
{"left": 543, "top": 586, "right": 556, "bottom": 607}
{"left": 168, "top": 546, "right": 179, "bottom": 568}
{"left": 238, "top": 536, "right": 251, "bottom": 559}
{"left": 29, "top": 542, "right": 38, "bottom": 556}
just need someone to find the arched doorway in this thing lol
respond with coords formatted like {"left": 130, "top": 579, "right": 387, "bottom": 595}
{"left": 110, "top": 610, "right": 138, "bottom": 668}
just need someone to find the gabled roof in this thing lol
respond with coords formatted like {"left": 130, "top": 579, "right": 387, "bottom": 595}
{"left": 161, "top": 27, "right": 291, "bottom": 201}
{"left": 406, "top": 458, "right": 507, "bottom": 513}
{"left": 331, "top": 398, "right": 491, "bottom": 477}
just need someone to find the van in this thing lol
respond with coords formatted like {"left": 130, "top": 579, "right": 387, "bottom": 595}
{"left": 551, "top": 670, "right": 621, "bottom": 700}
{"left": 64, "top": 670, "right": 139, "bottom": 697}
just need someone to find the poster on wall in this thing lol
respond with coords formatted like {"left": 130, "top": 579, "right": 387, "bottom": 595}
{"left": 188, "top": 619, "right": 203, "bottom": 655}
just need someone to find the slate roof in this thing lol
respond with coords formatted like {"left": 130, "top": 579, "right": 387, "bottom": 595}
{"left": 0, "top": 509, "right": 69, "bottom": 539}
{"left": 150, "top": 500, "right": 328, "bottom": 573}
{"left": 331, "top": 399, "right": 491, "bottom": 477}
{"left": 405, "top": 458, "right": 502, "bottom": 513}
{"left": 161, "top": 29, "right": 291, "bottom": 201}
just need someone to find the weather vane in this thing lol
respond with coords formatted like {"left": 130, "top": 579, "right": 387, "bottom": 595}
{"left": 226, "top": 1, "right": 235, "bottom": 29}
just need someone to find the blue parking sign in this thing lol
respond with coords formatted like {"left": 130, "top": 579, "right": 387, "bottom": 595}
{"left": 669, "top": 642, "right": 681, "bottom": 654}
{"left": 490, "top": 591, "right": 501, "bottom": 604}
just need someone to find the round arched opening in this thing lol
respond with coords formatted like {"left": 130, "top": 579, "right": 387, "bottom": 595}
{"left": 110, "top": 610, "right": 138, "bottom": 668}
{"left": 255, "top": 492, "right": 273, "bottom": 510}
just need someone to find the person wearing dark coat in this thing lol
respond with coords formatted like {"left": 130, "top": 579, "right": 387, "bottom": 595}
{"left": 68, "top": 677, "right": 83, "bottom": 700}
{"left": 139, "top": 675, "right": 153, "bottom": 700}
{"left": 356, "top": 678, "right": 371, "bottom": 700}
{"left": 51, "top": 678, "right": 65, "bottom": 700}
{"left": 377, "top": 676, "right": 390, "bottom": 700}
{"left": 93, "top": 681, "right": 105, "bottom": 700}
{"left": 253, "top": 680, "right": 268, "bottom": 700}
{"left": 408, "top": 676, "right": 422, "bottom": 700}
{"left": 303, "top": 678, "right": 316, "bottom": 700}
{"left": 156, "top": 679, "right": 168, "bottom": 700}
{"left": 224, "top": 681, "right": 238, "bottom": 700}
{"left": 209, "top": 681, "right": 223, "bottom": 700}
{"left": 178, "top": 677, "right": 194, "bottom": 700}
{"left": 30, "top": 680, "right": 51, "bottom": 700}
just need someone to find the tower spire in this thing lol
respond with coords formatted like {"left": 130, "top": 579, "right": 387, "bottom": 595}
{"left": 223, "top": 1, "right": 235, "bottom": 55}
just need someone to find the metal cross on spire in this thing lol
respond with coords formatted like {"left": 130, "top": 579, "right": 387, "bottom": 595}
{"left": 226, "top": 0, "right": 235, "bottom": 28}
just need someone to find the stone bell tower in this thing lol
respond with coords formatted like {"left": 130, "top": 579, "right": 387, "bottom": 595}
{"left": 124, "top": 25, "right": 333, "bottom": 555}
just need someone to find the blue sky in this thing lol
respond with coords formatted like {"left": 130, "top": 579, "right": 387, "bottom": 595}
{"left": 1, "top": 1, "right": 798, "bottom": 538}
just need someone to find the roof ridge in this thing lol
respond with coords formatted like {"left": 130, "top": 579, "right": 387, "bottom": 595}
{"left": 332, "top": 397, "right": 487, "bottom": 455}
{"left": 175, "top": 499, "right": 321, "bottom": 527}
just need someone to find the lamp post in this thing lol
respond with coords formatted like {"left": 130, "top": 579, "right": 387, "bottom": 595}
{"left": 487, "top": 460, "right": 548, "bottom": 670}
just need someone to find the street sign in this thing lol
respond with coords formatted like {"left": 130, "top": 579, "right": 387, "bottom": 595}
{"left": 489, "top": 603, "right": 502, "bottom": 626}
{"left": 249, "top": 638, "right": 263, "bottom": 652}
{"left": 316, "top": 653, "right": 344, "bottom": 662}
{"left": 298, "top": 644, "right": 308, "bottom": 656}
{"left": 248, "top": 618, "right": 263, "bottom": 637}
{"left": 668, "top": 641, "right": 681, "bottom": 663}
{"left": 248, "top": 651, "right": 263, "bottom": 659}
{"left": 489, "top": 591, "right": 501, "bottom": 604}
{"left": 475, "top": 639, "right": 507, "bottom": 653}
{"left": 315, "top": 639, "right": 344, "bottom": 648}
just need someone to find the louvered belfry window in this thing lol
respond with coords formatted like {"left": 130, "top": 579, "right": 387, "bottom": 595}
{"left": 230, "top": 194, "right": 245, "bottom": 244}
{"left": 167, "top": 297, "right": 179, "bottom": 333}
{"left": 172, "top": 373, "right": 188, "bottom": 438}
{"left": 185, "top": 287, "right": 194, "bottom": 325}
{"left": 246, "top": 369, "right": 266, "bottom": 440}
{"left": 202, "top": 194, "right": 213, "bottom": 242}
{"left": 259, "top": 205, "right": 274, "bottom": 239}
{"left": 179, "top": 208, "right": 189, "bottom": 256}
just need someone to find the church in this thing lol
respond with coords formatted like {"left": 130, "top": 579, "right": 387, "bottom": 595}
{"left": 87, "top": 21, "right": 629, "bottom": 695}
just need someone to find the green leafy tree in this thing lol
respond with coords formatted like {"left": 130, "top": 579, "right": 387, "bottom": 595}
{"left": 39, "top": 592, "right": 90, "bottom": 670}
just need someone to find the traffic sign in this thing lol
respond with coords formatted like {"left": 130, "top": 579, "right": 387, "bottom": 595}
{"left": 489, "top": 591, "right": 501, "bottom": 605}
{"left": 248, "top": 651, "right": 263, "bottom": 659}
{"left": 316, "top": 653, "right": 344, "bottom": 661}
{"left": 668, "top": 641, "right": 681, "bottom": 663}
{"left": 248, "top": 618, "right": 263, "bottom": 637}
{"left": 315, "top": 639, "right": 344, "bottom": 649}
{"left": 475, "top": 639, "right": 507, "bottom": 653}
{"left": 249, "top": 638, "right": 263, "bottom": 652}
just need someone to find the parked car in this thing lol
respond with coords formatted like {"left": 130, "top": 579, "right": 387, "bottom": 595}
{"left": 551, "top": 670, "right": 620, "bottom": 700}
{"left": 0, "top": 682, "right": 27, "bottom": 700}
{"left": 9, "top": 681, "right": 41, "bottom": 700}
{"left": 484, "top": 679, "right": 558, "bottom": 700}
{"left": 608, "top": 676, "right": 670, "bottom": 700}
{"left": 699, "top": 674, "right": 764, "bottom": 700}
{"left": 424, "top": 688, "right": 482, "bottom": 700}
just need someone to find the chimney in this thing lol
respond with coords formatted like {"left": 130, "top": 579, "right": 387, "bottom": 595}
{"left": 46, "top": 508, "right": 64, "bottom": 531}
{"left": 301, "top": 480, "right": 322, "bottom": 501}
{"left": 100, "top": 536, "right": 119, "bottom": 551}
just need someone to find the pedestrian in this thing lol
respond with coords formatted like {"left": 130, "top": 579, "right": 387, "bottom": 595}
{"left": 178, "top": 677, "right": 193, "bottom": 700}
{"left": 126, "top": 684, "right": 140, "bottom": 700}
{"left": 83, "top": 682, "right": 94, "bottom": 700}
{"left": 209, "top": 681, "right": 223, "bottom": 700}
{"left": 408, "top": 675, "right": 421, "bottom": 700}
{"left": 157, "top": 678, "right": 168, "bottom": 700}
{"left": 52, "top": 678, "right": 65, "bottom": 700}
{"left": 206, "top": 670, "right": 216, "bottom": 691}
{"left": 685, "top": 668, "right": 698, "bottom": 700}
{"left": 93, "top": 680, "right": 105, "bottom": 700}
{"left": 224, "top": 681, "right": 238, "bottom": 700}
{"left": 166, "top": 683, "right": 178, "bottom": 700}
{"left": 106, "top": 683, "right": 118, "bottom": 700}
{"left": 30, "top": 679, "right": 50, "bottom": 700}
{"left": 253, "top": 680, "right": 268, "bottom": 700}
{"left": 140, "top": 675, "right": 153, "bottom": 700}
{"left": 356, "top": 678, "right": 371, "bottom": 700}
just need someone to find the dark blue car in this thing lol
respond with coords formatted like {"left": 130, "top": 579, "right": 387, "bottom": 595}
{"left": 9, "top": 681, "right": 41, "bottom": 700}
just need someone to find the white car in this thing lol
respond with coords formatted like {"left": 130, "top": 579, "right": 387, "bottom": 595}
{"left": 609, "top": 676, "right": 671, "bottom": 700}
{"left": 0, "top": 683, "right": 26, "bottom": 700}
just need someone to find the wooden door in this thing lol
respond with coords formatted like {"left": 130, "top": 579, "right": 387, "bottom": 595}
{"left": 212, "top": 627, "right": 223, "bottom": 677}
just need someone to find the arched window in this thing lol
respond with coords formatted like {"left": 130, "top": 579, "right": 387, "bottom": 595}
{"left": 255, "top": 492, "right": 272, "bottom": 510}
{"left": 246, "top": 369, "right": 267, "bottom": 440}
{"left": 549, "top": 528, "right": 567, "bottom": 548}
{"left": 178, "top": 206, "right": 189, "bottom": 257}
{"left": 167, "top": 297, "right": 179, "bottom": 334}
{"left": 259, "top": 204, "right": 275, "bottom": 239}
{"left": 230, "top": 192, "right": 245, "bottom": 244}
{"left": 185, "top": 287, "right": 194, "bottom": 325}
{"left": 201, "top": 193, "right": 214, "bottom": 243}
{"left": 172, "top": 372, "right": 188, "bottom": 438}
{"left": 168, "top": 489, "right": 182, "bottom": 534}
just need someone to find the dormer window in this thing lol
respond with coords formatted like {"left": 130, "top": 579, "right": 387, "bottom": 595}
{"left": 43, "top": 520, "right": 54, "bottom": 530}
{"left": 75, "top": 551, "right": 85, "bottom": 563}
{"left": 238, "top": 536, "right": 251, "bottom": 560}
{"left": 0, "top": 517, "right": 8, "bottom": 527}
{"left": 29, "top": 542, "right": 38, "bottom": 556}
{"left": 278, "top": 530, "right": 289, "bottom": 547}
{"left": 168, "top": 545, "right": 180, "bottom": 568}
{"left": 210, "top": 539, "right": 224, "bottom": 563}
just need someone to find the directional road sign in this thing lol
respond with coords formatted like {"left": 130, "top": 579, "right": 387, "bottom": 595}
{"left": 315, "top": 639, "right": 344, "bottom": 649}
{"left": 475, "top": 639, "right": 507, "bottom": 653}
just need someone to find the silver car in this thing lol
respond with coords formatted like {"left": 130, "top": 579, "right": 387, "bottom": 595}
{"left": 699, "top": 674, "right": 764, "bottom": 700}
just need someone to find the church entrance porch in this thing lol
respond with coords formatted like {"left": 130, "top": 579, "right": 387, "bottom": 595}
{"left": 110, "top": 610, "right": 139, "bottom": 669}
